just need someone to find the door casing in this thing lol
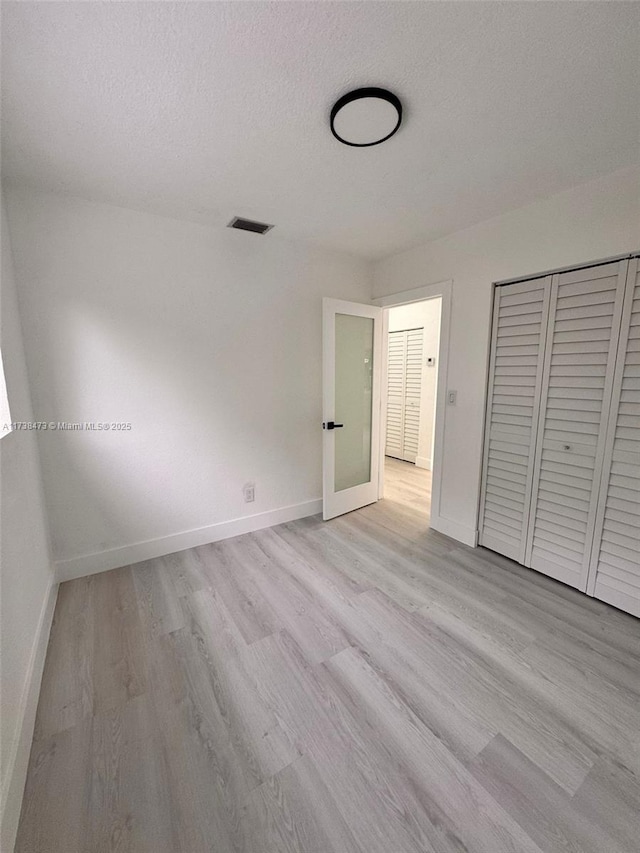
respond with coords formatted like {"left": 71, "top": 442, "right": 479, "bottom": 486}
{"left": 373, "top": 280, "right": 452, "bottom": 539}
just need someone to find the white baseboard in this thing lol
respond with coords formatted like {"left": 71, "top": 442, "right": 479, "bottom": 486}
{"left": 1, "top": 580, "right": 58, "bottom": 853}
{"left": 54, "top": 498, "right": 323, "bottom": 582}
{"left": 415, "top": 455, "right": 431, "bottom": 470}
{"left": 429, "top": 513, "right": 478, "bottom": 547}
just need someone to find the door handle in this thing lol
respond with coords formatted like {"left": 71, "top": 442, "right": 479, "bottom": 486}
{"left": 323, "top": 421, "right": 344, "bottom": 430}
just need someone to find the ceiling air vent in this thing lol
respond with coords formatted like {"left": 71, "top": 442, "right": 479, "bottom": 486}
{"left": 227, "top": 217, "right": 274, "bottom": 235}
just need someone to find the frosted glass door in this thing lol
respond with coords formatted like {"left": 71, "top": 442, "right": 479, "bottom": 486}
{"left": 334, "top": 314, "right": 374, "bottom": 491}
{"left": 323, "top": 299, "right": 382, "bottom": 520}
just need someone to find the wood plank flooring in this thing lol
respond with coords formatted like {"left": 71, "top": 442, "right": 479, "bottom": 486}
{"left": 15, "top": 458, "right": 640, "bottom": 853}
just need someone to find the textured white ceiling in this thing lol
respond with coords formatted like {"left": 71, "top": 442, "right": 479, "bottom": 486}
{"left": 2, "top": 2, "right": 639, "bottom": 260}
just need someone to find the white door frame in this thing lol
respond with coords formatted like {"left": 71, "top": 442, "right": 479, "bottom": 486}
{"left": 372, "top": 280, "right": 452, "bottom": 535}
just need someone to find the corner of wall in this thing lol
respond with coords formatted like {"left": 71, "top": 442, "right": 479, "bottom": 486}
{"left": 1, "top": 190, "right": 57, "bottom": 853}
{"left": 429, "top": 513, "right": 478, "bottom": 548}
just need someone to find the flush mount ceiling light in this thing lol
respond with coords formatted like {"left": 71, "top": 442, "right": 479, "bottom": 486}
{"left": 330, "top": 87, "right": 402, "bottom": 147}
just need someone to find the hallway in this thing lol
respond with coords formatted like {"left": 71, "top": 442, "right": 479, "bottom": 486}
{"left": 382, "top": 456, "right": 431, "bottom": 519}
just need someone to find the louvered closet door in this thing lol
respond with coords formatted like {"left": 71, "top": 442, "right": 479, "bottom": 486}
{"left": 385, "top": 331, "right": 406, "bottom": 459}
{"left": 524, "top": 261, "right": 629, "bottom": 591}
{"left": 587, "top": 259, "right": 640, "bottom": 616}
{"left": 385, "top": 329, "right": 424, "bottom": 462}
{"left": 403, "top": 329, "right": 424, "bottom": 463}
{"left": 478, "top": 277, "right": 551, "bottom": 563}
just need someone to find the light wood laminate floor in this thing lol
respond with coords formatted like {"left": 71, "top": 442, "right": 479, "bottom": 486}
{"left": 16, "top": 459, "right": 640, "bottom": 853}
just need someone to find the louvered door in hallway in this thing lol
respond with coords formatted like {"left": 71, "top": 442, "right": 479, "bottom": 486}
{"left": 385, "top": 328, "right": 423, "bottom": 463}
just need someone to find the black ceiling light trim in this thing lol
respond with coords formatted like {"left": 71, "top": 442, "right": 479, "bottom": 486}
{"left": 228, "top": 217, "right": 274, "bottom": 235}
{"left": 330, "top": 87, "right": 403, "bottom": 147}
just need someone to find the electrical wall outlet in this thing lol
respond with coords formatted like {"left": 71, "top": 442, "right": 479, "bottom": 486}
{"left": 447, "top": 390, "right": 457, "bottom": 405}
{"left": 243, "top": 483, "right": 255, "bottom": 503}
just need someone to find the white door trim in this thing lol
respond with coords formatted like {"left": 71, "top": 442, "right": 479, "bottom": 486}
{"left": 372, "top": 280, "right": 453, "bottom": 539}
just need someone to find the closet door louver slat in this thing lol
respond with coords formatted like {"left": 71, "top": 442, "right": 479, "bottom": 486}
{"left": 524, "top": 261, "right": 629, "bottom": 591}
{"left": 587, "top": 259, "right": 640, "bottom": 617}
{"left": 478, "top": 277, "right": 551, "bottom": 562}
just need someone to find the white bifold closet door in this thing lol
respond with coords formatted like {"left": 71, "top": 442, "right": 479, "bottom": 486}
{"left": 587, "top": 258, "right": 640, "bottom": 616}
{"left": 479, "top": 257, "right": 639, "bottom": 616}
{"left": 385, "top": 328, "right": 423, "bottom": 463}
{"left": 524, "top": 261, "right": 628, "bottom": 591}
{"left": 478, "top": 277, "right": 551, "bottom": 563}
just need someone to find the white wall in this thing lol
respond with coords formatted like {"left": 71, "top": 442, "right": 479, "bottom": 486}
{"left": 4, "top": 165, "right": 638, "bottom": 584}
{"left": 4, "top": 187, "right": 370, "bottom": 578}
{"left": 374, "top": 166, "right": 640, "bottom": 545}
{"left": 387, "top": 299, "right": 441, "bottom": 469}
{"left": 0, "top": 196, "right": 55, "bottom": 853}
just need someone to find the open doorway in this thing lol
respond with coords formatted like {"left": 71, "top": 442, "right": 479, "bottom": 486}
{"left": 322, "top": 281, "right": 451, "bottom": 530}
{"left": 382, "top": 298, "right": 441, "bottom": 521}
{"left": 373, "top": 280, "right": 452, "bottom": 533}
